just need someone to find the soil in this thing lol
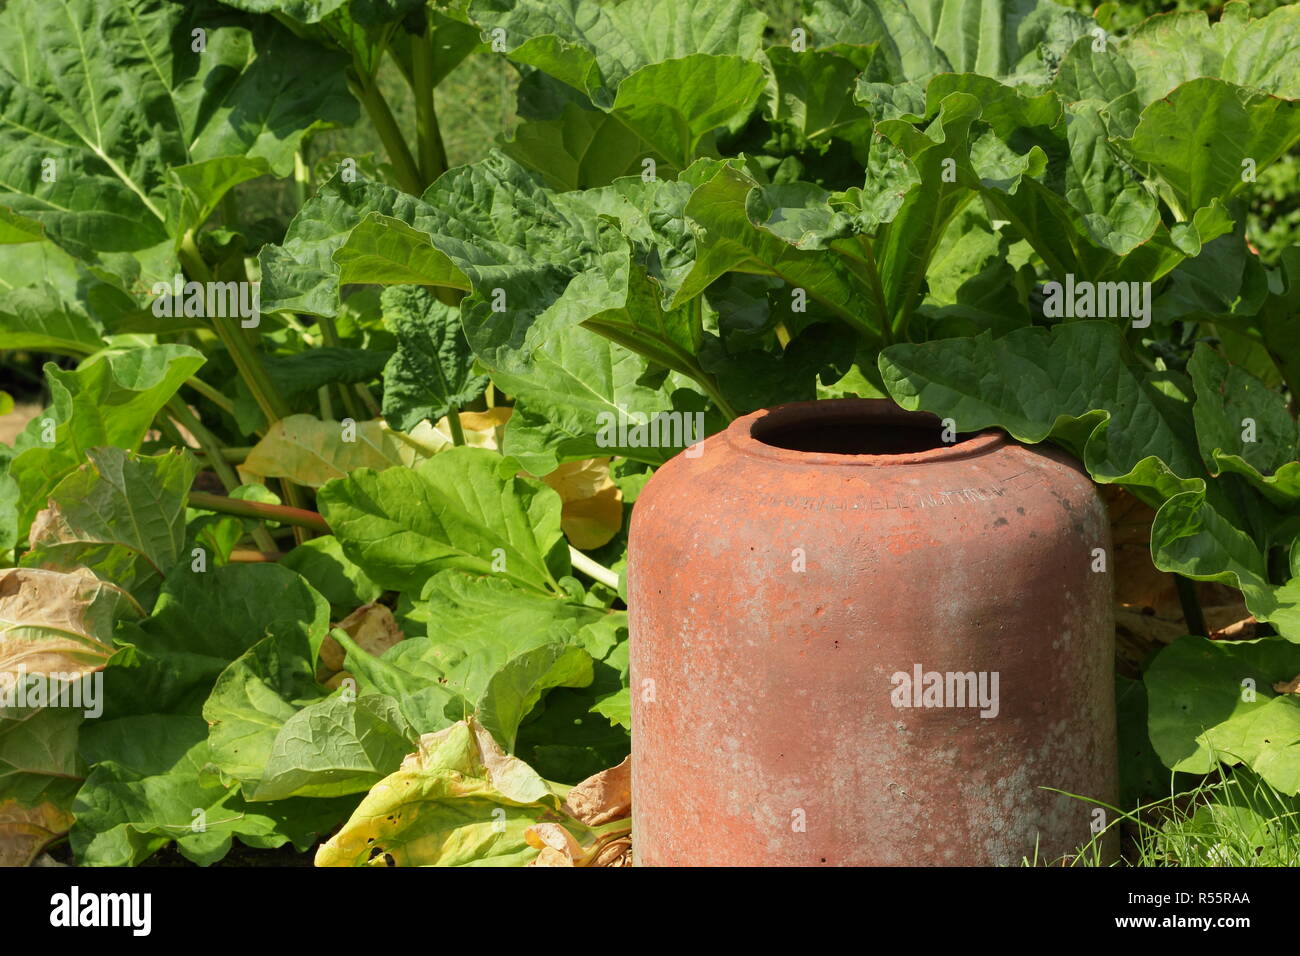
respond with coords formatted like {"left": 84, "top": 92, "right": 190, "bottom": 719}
{"left": 0, "top": 402, "right": 41, "bottom": 445}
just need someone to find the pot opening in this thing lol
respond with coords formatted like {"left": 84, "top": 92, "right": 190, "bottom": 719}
{"left": 753, "top": 420, "right": 978, "bottom": 455}
{"left": 734, "top": 398, "right": 1001, "bottom": 464}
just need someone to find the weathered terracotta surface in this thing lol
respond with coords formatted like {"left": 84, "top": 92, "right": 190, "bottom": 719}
{"left": 628, "top": 399, "right": 1116, "bottom": 866}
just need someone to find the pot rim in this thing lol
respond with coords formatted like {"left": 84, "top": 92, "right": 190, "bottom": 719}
{"left": 724, "top": 398, "right": 1007, "bottom": 467}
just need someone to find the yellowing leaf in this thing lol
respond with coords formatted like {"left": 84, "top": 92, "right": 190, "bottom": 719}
{"left": 418, "top": 406, "right": 513, "bottom": 454}
{"left": 239, "top": 414, "right": 413, "bottom": 488}
{"left": 315, "top": 717, "right": 574, "bottom": 867}
{"left": 539, "top": 458, "right": 623, "bottom": 549}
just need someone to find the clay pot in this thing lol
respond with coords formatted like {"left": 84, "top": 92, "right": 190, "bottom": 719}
{"left": 627, "top": 398, "right": 1116, "bottom": 866}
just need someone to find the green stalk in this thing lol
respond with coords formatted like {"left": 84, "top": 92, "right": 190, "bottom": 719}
{"left": 167, "top": 399, "right": 240, "bottom": 492}
{"left": 411, "top": 16, "right": 449, "bottom": 184}
{"left": 179, "top": 231, "right": 289, "bottom": 424}
{"left": 581, "top": 316, "right": 738, "bottom": 420}
{"left": 316, "top": 315, "right": 361, "bottom": 421}
{"left": 381, "top": 414, "right": 464, "bottom": 452}
{"left": 569, "top": 548, "right": 620, "bottom": 591}
{"left": 293, "top": 149, "right": 310, "bottom": 210}
{"left": 348, "top": 67, "right": 424, "bottom": 195}
{"left": 851, "top": 234, "right": 892, "bottom": 345}
{"left": 221, "top": 191, "right": 239, "bottom": 230}
{"left": 318, "top": 384, "right": 334, "bottom": 421}
{"left": 188, "top": 492, "right": 331, "bottom": 535}
{"left": 446, "top": 404, "right": 466, "bottom": 446}
{"left": 168, "top": 399, "right": 279, "bottom": 553}
{"left": 277, "top": 478, "right": 312, "bottom": 547}
{"left": 1174, "top": 574, "right": 1208, "bottom": 638}
{"left": 184, "top": 376, "right": 235, "bottom": 416}
{"left": 381, "top": 422, "right": 446, "bottom": 457}
{"left": 354, "top": 382, "right": 382, "bottom": 418}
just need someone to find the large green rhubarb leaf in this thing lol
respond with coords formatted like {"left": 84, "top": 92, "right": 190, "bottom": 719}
{"left": 71, "top": 714, "right": 347, "bottom": 866}
{"left": 7, "top": 346, "right": 204, "bottom": 537}
{"left": 250, "top": 694, "right": 418, "bottom": 801}
{"left": 23, "top": 449, "right": 196, "bottom": 607}
{"left": 380, "top": 285, "right": 487, "bottom": 430}
{"left": 468, "top": 0, "right": 765, "bottom": 103}
{"left": 317, "top": 446, "right": 569, "bottom": 595}
{"left": 880, "top": 320, "right": 1209, "bottom": 503}
{"left": 1187, "top": 342, "right": 1300, "bottom": 507}
{"left": 806, "top": 0, "right": 1090, "bottom": 86}
{"left": 1146, "top": 636, "right": 1300, "bottom": 794}
{"left": 0, "top": 0, "right": 355, "bottom": 287}
{"left": 344, "top": 570, "right": 613, "bottom": 748}
{"left": 101, "top": 563, "right": 330, "bottom": 719}
{"left": 497, "top": 324, "right": 710, "bottom": 474}
{"left": 1148, "top": 489, "right": 1300, "bottom": 641}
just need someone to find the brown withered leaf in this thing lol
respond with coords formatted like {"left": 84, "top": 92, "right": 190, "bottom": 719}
{"left": 1211, "top": 615, "right": 1257, "bottom": 641}
{"left": 562, "top": 755, "right": 631, "bottom": 827}
{"left": 319, "top": 603, "right": 403, "bottom": 677}
{"left": 1102, "top": 486, "right": 1181, "bottom": 616}
{"left": 0, "top": 799, "right": 75, "bottom": 867}
{"left": 1274, "top": 674, "right": 1300, "bottom": 695}
{"left": 0, "top": 567, "right": 138, "bottom": 688}
{"left": 591, "top": 837, "right": 632, "bottom": 866}
{"left": 523, "top": 823, "right": 632, "bottom": 867}
{"left": 1204, "top": 600, "right": 1255, "bottom": 639}
{"left": 525, "top": 822, "right": 586, "bottom": 866}
{"left": 323, "top": 670, "right": 353, "bottom": 691}
{"left": 26, "top": 504, "right": 59, "bottom": 551}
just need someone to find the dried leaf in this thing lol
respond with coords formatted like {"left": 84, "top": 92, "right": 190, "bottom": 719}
{"left": 1211, "top": 615, "right": 1257, "bottom": 641}
{"left": 1274, "top": 674, "right": 1300, "bottom": 695}
{"left": 0, "top": 798, "right": 75, "bottom": 867}
{"left": 1102, "top": 486, "right": 1180, "bottom": 615}
{"left": 322, "top": 670, "right": 353, "bottom": 691}
{"left": 591, "top": 837, "right": 633, "bottom": 866}
{"left": 525, "top": 821, "right": 585, "bottom": 862}
{"left": 319, "top": 603, "right": 403, "bottom": 675}
{"left": 0, "top": 567, "right": 138, "bottom": 687}
{"left": 531, "top": 846, "right": 576, "bottom": 866}
{"left": 562, "top": 755, "right": 631, "bottom": 827}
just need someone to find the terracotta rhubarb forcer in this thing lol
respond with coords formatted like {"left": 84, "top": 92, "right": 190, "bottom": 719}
{"left": 627, "top": 398, "right": 1116, "bottom": 866}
